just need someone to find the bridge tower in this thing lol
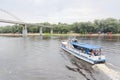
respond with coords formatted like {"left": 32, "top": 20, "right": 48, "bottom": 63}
{"left": 39, "top": 26, "right": 42, "bottom": 35}
{"left": 22, "top": 24, "right": 27, "bottom": 37}
{"left": 50, "top": 27, "right": 53, "bottom": 34}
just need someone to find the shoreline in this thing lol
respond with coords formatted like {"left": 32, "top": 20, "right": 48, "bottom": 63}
{"left": 0, "top": 33, "right": 80, "bottom": 37}
{"left": 0, "top": 33, "right": 120, "bottom": 37}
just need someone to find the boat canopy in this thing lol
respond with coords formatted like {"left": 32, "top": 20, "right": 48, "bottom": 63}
{"left": 71, "top": 41, "right": 102, "bottom": 49}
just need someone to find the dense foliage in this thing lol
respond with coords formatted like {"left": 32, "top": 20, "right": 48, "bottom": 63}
{"left": 0, "top": 18, "right": 120, "bottom": 34}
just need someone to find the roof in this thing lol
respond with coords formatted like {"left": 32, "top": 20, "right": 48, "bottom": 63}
{"left": 71, "top": 41, "right": 102, "bottom": 49}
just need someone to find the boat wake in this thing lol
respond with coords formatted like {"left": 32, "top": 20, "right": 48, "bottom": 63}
{"left": 92, "top": 63, "right": 120, "bottom": 80}
{"left": 61, "top": 49, "right": 120, "bottom": 80}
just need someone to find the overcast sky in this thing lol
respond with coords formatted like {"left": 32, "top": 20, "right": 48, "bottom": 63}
{"left": 0, "top": 0, "right": 120, "bottom": 25}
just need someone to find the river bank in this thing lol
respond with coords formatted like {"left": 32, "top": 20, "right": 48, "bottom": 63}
{"left": 0, "top": 33, "right": 120, "bottom": 37}
{"left": 0, "top": 33, "right": 79, "bottom": 37}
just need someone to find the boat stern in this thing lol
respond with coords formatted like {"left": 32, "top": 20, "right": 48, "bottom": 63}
{"left": 92, "top": 55, "right": 106, "bottom": 64}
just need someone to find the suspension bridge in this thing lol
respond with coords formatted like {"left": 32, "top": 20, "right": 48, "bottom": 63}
{"left": 0, "top": 9, "right": 53, "bottom": 37}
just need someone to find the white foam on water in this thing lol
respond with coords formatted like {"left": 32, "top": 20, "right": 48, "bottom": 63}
{"left": 93, "top": 64, "right": 120, "bottom": 80}
{"left": 107, "top": 63, "right": 120, "bottom": 70}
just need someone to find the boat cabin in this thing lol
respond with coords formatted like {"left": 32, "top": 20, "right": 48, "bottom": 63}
{"left": 70, "top": 40, "right": 102, "bottom": 56}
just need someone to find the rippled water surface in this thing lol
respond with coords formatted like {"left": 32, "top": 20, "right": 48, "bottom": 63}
{"left": 0, "top": 36, "right": 120, "bottom": 80}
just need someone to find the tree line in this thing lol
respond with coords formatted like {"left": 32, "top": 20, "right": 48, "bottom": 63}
{"left": 0, "top": 18, "right": 120, "bottom": 34}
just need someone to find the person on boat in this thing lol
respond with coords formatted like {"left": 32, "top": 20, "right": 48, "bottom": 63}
{"left": 81, "top": 48, "right": 85, "bottom": 53}
{"left": 94, "top": 50, "right": 98, "bottom": 56}
{"left": 96, "top": 49, "right": 101, "bottom": 56}
{"left": 90, "top": 49, "right": 94, "bottom": 56}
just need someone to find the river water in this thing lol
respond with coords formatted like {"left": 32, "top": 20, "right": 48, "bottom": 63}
{"left": 0, "top": 35, "right": 120, "bottom": 80}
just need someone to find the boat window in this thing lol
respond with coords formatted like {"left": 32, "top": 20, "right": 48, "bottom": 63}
{"left": 72, "top": 39, "right": 78, "bottom": 42}
{"left": 73, "top": 45, "right": 81, "bottom": 50}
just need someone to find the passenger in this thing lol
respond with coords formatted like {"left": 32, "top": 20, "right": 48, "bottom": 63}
{"left": 94, "top": 50, "right": 98, "bottom": 56}
{"left": 98, "top": 49, "right": 101, "bottom": 55}
{"left": 94, "top": 49, "right": 101, "bottom": 56}
{"left": 95, "top": 50, "right": 99, "bottom": 56}
{"left": 81, "top": 48, "right": 85, "bottom": 53}
{"left": 90, "top": 49, "right": 94, "bottom": 56}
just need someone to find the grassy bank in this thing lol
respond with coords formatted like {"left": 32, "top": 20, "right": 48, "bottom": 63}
{"left": 0, "top": 33, "right": 80, "bottom": 37}
{"left": 0, "top": 33, "right": 120, "bottom": 37}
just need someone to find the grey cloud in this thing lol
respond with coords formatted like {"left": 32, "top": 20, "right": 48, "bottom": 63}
{"left": 1, "top": 0, "right": 120, "bottom": 24}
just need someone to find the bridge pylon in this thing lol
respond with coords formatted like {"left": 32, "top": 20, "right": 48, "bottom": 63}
{"left": 39, "top": 26, "right": 43, "bottom": 36}
{"left": 22, "top": 24, "right": 27, "bottom": 37}
{"left": 50, "top": 27, "right": 53, "bottom": 34}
